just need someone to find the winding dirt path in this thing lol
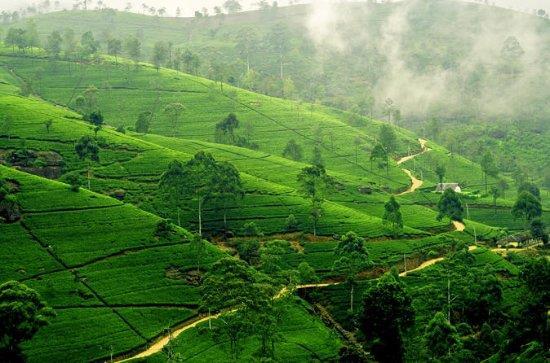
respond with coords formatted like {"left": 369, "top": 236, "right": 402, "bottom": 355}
{"left": 115, "top": 242, "right": 479, "bottom": 362}
{"left": 452, "top": 221, "right": 466, "bottom": 232}
{"left": 397, "top": 139, "right": 430, "bottom": 195}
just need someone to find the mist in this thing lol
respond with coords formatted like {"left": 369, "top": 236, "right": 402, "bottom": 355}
{"left": 306, "top": 0, "right": 550, "bottom": 125}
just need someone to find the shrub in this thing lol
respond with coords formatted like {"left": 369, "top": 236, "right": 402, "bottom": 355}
{"left": 65, "top": 174, "right": 82, "bottom": 192}
{"left": 116, "top": 125, "right": 126, "bottom": 134}
{"left": 285, "top": 214, "right": 298, "bottom": 232}
{"left": 155, "top": 219, "right": 173, "bottom": 238}
{"left": 242, "top": 221, "right": 263, "bottom": 237}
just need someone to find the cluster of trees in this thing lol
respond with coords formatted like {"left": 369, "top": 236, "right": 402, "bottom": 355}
{"left": 214, "top": 113, "right": 257, "bottom": 149}
{"left": 0, "top": 179, "right": 21, "bottom": 223}
{"left": 0, "top": 280, "right": 55, "bottom": 362}
{"left": 159, "top": 152, "right": 243, "bottom": 235}
{"left": 512, "top": 182, "right": 546, "bottom": 243}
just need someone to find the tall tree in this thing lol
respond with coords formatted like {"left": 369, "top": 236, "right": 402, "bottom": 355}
{"left": 46, "top": 30, "right": 62, "bottom": 58}
{"left": 383, "top": 196, "right": 403, "bottom": 237}
{"left": 480, "top": 151, "right": 497, "bottom": 193}
{"left": 297, "top": 165, "right": 332, "bottom": 236}
{"left": 163, "top": 103, "right": 185, "bottom": 135}
{"left": 124, "top": 36, "right": 141, "bottom": 66}
{"left": 107, "top": 38, "right": 122, "bottom": 64}
{"left": 159, "top": 152, "right": 217, "bottom": 236}
{"left": 437, "top": 189, "right": 464, "bottom": 222}
{"left": 370, "top": 143, "right": 389, "bottom": 175}
{"left": 379, "top": 124, "right": 397, "bottom": 155}
{"left": 135, "top": 111, "right": 151, "bottom": 133}
{"left": 282, "top": 139, "right": 303, "bottom": 161}
{"left": 360, "top": 273, "right": 415, "bottom": 363}
{"left": 223, "top": 0, "right": 242, "bottom": 14}
{"left": 152, "top": 41, "right": 168, "bottom": 71}
{"left": 74, "top": 135, "right": 99, "bottom": 190}
{"left": 435, "top": 163, "right": 446, "bottom": 185}
{"left": 512, "top": 192, "right": 542, "bottom": 227}
{"left": 489, "top": 186, "right": 501, "bottom": 215}
{"left": 0, "top": 281, "right": 55, "bottom": 361}
{"left": 423, "top": 312, "right": 462, "bottom": 360}
{"left": 333, "top": 232, "right": 370, "bottom": 312}
{"left": 80, "top": 31, "right": 99, "bottom": 59}
{"left": 210, "top": 161, "right": 244, "bottom": 229}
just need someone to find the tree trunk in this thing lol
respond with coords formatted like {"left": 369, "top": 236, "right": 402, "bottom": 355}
{"left": 177, "top": 207, "right": 181, "bottom": 226}
{"left": 198, "top": 196, "right": 203, "bottom": 237}
{"left": 350, "top": 284, "right": 354, "bottom": 312}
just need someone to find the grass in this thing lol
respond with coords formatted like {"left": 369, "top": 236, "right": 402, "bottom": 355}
{"left": 0, "top": 165, "right": 226, "bottom": 362}
{"left": 0, "top": 60, "right": 465, "bottom": 238}
{"left": 139, "top": 298, "right": 342, "bottom": 363}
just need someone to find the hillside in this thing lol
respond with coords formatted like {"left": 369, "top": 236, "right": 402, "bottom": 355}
{"left": 0, "top": 164, "right": 226, "bottom": 362}
{"left": 4, "top": 0, "right": 549, "bottom": 181}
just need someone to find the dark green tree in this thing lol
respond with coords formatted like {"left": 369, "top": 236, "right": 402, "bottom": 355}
{"left": 437, "top": 189, "right": 464, "bottom": 222}
{"left": 383, "top": 196, "right": 403, "bottom": 236}
{"left": 333, "top": 232, "right": 370, "bottom": 312}
{"left": 480, "top": 151, "right": 497, "bottom": 193}
{"left": 529, "top": 219, "right": 548, "bottom": 244}
{"left": 435, "top": 163, "right": 446, "bottom": 184}
{"left": 135, "top": 111, "right": 151, "bottom": 133}
{"left": 164, "top": 103, "right": 185, "bottom": 135}
{"left": 423, "top": 312, "right": 462, "bottom": 360}
{"left": 379, "top": 124, "right": 397, "bottom": 155}
{"left": 74, "top": 135, "right": 99, "bottom": 190}
{"left": 512, "top": 192, "right": 542, "bottom": 226}
{"left": 297, "top": 165, "right": 332, "bottom": 236}
{"left": 282, "top": 139, "right": 303, "bottom": 161}
{"left": 210, "top": 161, "right": 244, "bottom": 229}
{"left": 0, "top": 281, "right": 55, "bottom": 360}
{"left": 360, "top": 272, "right": 415, "bottom": 363}
{"left": 152, "top": 41, "right": 168, "bottom": 71}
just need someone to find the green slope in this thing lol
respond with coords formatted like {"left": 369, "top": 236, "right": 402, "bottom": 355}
{"left": 0, "top": 59, "right": 460, "bottom": 238}
{"left": 0, "top": 165, "right": 225, "bottom": 362}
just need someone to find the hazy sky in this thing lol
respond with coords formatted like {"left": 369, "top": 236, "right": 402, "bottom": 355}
{"left": 0, "top": 0, "right": 548, "bottom": 16}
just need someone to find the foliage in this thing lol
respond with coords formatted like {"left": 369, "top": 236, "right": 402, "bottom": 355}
{"left": 0, "top": 281, "right": 55, "bottom": 358}
{"left": 423, "top": 312, "right": 462, "bottom": 359}
{"left": 383, "top": 196, "right": 403, "bottom": 236}
{"left": 360, "top": 272, "right": 414, "bottom": 363}
{"left": 437, "top": 189, "right": 464, "bottom": 222}
{"left": 282, "top": 139, "right": 303, "bottom": 161}
{"left": 512, "top": 192, "right": 542, "bottom": 223}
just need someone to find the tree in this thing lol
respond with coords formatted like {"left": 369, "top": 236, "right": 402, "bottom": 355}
{"left": 379, "top": 124, "right": 397, "bottom": 155}
{"left": 237, "top": 240, "right": 260, "bottom": 266}
{"left": 518, "top": 182, "right": 541, "bottom": 201}
{"left": 80, "top": 31, "right": 98, "bottom": 59}
{"left": 512, "top": 192, "right": 542, "bottom": 226}
{"left": 370, "top": 143, "right": 388, "bottom": 175}
{"left": 311, "top": 145, "right": 324, "bottom": 167}
{"left": 44, "top": 119, "right": 53, "bottom": 133}
{"left": 0, "top": 180, "right": 21, "bottom": 223}
{"left": 24, "top": 20, "right": 40, "bottom": 53}
{"left": 383, "top": 97, "right": 395, "bottom": 123}
{"left": 360, "top": 273, "right": 415, "bottom": 363}
{"left": 65, "top": 174, "right": 81, "bottom": 192}
{"left": 383, "top": 196, "right": 403, "bottom": 237}
{"left": 189, "top": 233, "right": 207, "bottom": 273}
{"left": 480, "top": 151, "right": 497, "bottom": 193}
{"left": 333, "top": 232, "right": 370, "bottom": 312}
{"left": 437, "top": 189, "right": 464, "bottom": 222}
{"left": 74, "top": 135, "right": 99, "bottom": 190}
{"left": 159, "top": 152, "right": 217, "bottom": 236}
{"left": 152, "top": 41, "right": 168, "bottom": 71}
{"left": 46, "top": 30, "right": 62, "bottom": 58}
{"left": 88, "top": 110, "right": 104, "bottom": 128}
{"left": 1, "top": 115, "right": 13, "bottom": 140}
{"left": 215, "top": 113, "right": 239, "bottom": 144}
{"left": 435, "top": 163, "right": 446, "bottom": 184}
{"left": 282, "top": 139, "right": 303, "bottom": 161}
{"left": 0, "top": 281, "right": 55, "bottom": 360}
{"left": 124, "top": 36, "right": 141, "bottom": 65}
{"left": 353, "top": 136, "right": 362, "bottom": 163}
{"left": 424, "top": 312, "right": 462, "bottom": 360}
{"left": 63, "top": 28, "right": 77, "bottom": 60}
{"left": 530, "top": 219, "right": 548, "bottom": 244}
{"left": 236, "top": 26, "right": 258, "bottom": 72}
{"left": 164, "top": 103, "right": 185, "bottom": 135}
{"left": 210, "top": 161, "right": 244, "bottom": 229}
{"left": 297, "top": 165, "right": 332, "bottom": 236}
{"left": 107, "top": 38, "right": 122, "bottom": 64}
{"left": 223, "top": 0, "right": 242, "bottom": 14}
{"left": 135, "top": 111, "right": 151, "bottom": 133}
{"left": 489, "top": 186, "right": 501, "bottom": 215}
{"left": 5, "top": 28, "right": 25, "bottom": 53}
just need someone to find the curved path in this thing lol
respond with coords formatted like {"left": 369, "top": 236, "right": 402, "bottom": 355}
{"left": 116, "top": 244, "right": 475, "bottom": 361}
{"left": 397, "top": 138, "right": 430, "bottom": 195}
